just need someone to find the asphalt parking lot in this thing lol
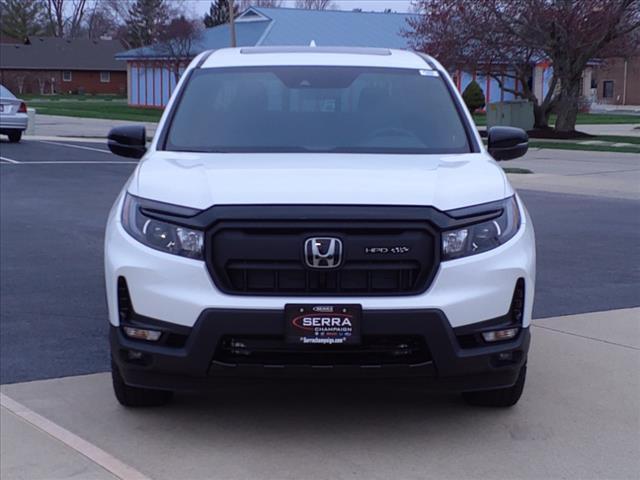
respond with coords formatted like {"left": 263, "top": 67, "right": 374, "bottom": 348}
{"left": 1, "top": 138, "right": 639, "bottom": 480}
{"left": 1, "top": 139, "right": 639, "bottom": 385}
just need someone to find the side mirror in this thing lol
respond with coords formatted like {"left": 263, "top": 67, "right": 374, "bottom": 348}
{"left": 487, "top": 126, "right": 528, "bottom": 161}
{"left": 108, "top": 126, "right": 147, "bottom": 159}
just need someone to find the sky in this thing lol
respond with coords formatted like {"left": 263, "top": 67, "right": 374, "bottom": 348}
{"left": 188, "top": 0, "right": 414, "bottom": 15}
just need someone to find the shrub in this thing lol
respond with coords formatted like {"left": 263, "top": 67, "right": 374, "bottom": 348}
{"left": 462, "top": 80, "right": 486, "bottom": 113}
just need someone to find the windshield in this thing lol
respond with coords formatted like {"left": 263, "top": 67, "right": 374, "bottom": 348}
{"left": 164, "top": 66, "right": 471, "bottom": 154}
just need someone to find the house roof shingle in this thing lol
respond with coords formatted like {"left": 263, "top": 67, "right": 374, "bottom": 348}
{"left": 0, "top": 37, "right": 126, "bottom": 71}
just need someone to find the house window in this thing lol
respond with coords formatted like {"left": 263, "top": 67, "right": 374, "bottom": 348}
{"left": 603, "top": 80, "right": 614, "bottom": 98}
{"left": 62, "top": 71, "right": 72, "bottom": 82}
{"left": 100, "top": 71, "right": 111, "bottom": 83}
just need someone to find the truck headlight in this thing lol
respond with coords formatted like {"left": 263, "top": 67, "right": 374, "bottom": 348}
{"left": 121, "top": 193, "right": 204, "bottom": 260}
{"left": 442, "top": 196, "right": 521, "bottom": 260}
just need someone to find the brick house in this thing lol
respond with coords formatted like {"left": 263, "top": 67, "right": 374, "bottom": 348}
{"left": 0, "top": 37, "right": 126, "bottom": 96}
{"left": 590, "top": 56, "right": 640, "bottom": 106}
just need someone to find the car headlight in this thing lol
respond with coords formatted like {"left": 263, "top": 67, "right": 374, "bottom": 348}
{"left": 442, "top": 196, "right": 521, "bottom": 260}
{"left": 121, "top": 193, "right": 204, "bottom": 260}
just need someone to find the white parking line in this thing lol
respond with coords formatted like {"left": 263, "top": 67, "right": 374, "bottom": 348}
{"left": 18, "top": 161, "right": 137, "bottom": 165}
{"left": 0, "top": 156, "right": 21, "bottom": 164}
{"left": 37, "top": 140, "right": 111, "bottom": 154}
{"left": 0, "top": 392, "right": 151, "bottom": 480}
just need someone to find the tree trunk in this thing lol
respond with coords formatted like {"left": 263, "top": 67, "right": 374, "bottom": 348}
{"left": 554, "top": 76, "right": 581, "bottom": 133}
{"left": 533, "top": 103, "right": 551, "bottom": 129}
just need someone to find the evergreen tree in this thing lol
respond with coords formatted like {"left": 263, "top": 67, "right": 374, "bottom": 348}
{"left": 126, "top": 0, "right": 168, "bottom": 48}
{"left": 203, "top": 0, "right": 238, "bottom": 28}
{"left": 462, "top": 80, "right": 486, "bottom": 113}
{"left": 0, "top": 0, "right": 46, "bottom": 40}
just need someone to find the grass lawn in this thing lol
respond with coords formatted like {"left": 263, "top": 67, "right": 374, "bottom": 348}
{"left": 528, "top": 141, "right": 640, "bottom": 154}
{"left": 592, "top": 135, "right": 640, "bottom": 145}
{"left": 473, "top": 113, "right": 640, "bottom": 126}
{"left": 26, "top": 99, "right": 163, "bottom": 122}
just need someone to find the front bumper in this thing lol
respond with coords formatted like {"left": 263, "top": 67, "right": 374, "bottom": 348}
{"left": 111, "top": 308, "right": 530, "bottom": 392}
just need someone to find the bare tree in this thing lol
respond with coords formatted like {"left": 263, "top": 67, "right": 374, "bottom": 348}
{"left": 491, "top": 0, "right": 640, "bottom": 132}
{"left": 295, "top": 0, "right": 336, "bottom": 10}
{"left": 158, "top": 15, "right": 202, "bottom": 82}
{"left": 15, "top": 76, "right": 26, "bottom": 95}
{"left": 84, "top": 1, "right": 119, "bottom": 39}
{"left": 45, "top": 0, "right": 88, "bottom": 37}
{"left": 237, "top": 0, "right": 283, "bottom": 9}
{"left": 406, "top": 0, "right": 557, "bottom": 128}
{"left": 406, "top": 0, "right": 640, "bottom": 133}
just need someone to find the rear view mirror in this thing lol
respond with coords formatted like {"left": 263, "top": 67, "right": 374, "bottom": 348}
{"left": 488, "top": 127, "right": 528, "bottom": 161}
{"left": 108, "top": 126, "right": 147, "bottom": 159}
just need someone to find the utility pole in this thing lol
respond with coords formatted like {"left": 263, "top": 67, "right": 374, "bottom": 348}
{"left": 229, "top": 0, "right": 237, "bottom": 48}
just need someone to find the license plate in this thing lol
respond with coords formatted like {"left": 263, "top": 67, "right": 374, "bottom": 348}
{"left": 285, "top": 304, "right": 362, "bottom": 345}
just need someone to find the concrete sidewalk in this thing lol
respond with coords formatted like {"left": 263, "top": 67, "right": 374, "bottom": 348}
{"left": 2, "top": 308, "right": 638, "bottom": 480}
{"left": 506, "top": 148, "right": 640, "bottom": 200}
{"left": 28, "top": 114, "right": 158, "bottom": 139}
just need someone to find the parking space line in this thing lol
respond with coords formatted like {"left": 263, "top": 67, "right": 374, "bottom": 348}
{"left": 37, "top": 140, "right": 111, "bottom": 154}
{"left": 17, "top": 161, "right": 137, "bottom": 165}
{"left": 0, "top": 156, "right": 21, "bottom": 164}
{"left": 0, "top": 392, "right": 151, "bottom": 480}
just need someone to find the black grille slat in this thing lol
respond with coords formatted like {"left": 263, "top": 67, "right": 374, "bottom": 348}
{"left": 207, "top": 219, "right": 439, "bottom": 296}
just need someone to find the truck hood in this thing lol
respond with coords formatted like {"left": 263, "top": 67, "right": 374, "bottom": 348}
{"left": 130, "top": 152, "right": 509, "bottom": 211}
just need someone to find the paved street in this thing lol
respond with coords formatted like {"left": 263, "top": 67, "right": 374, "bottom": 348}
{"left": 1, "top": 139, "right": 639, "bottom": 479}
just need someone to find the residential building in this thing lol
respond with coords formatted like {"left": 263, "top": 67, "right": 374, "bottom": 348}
{"left": 0, "top": 37, "right": 127, "bottom": 96}
{"left": 590, "top": 56, "right": 640, "bottom": 106}
{"left": 116, "top": 7, "right": 538, "bottom": 108}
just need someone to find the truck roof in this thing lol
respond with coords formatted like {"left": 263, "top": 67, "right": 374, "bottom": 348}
{"left": 200, "top": 47, "right": 435, "bottom": 70}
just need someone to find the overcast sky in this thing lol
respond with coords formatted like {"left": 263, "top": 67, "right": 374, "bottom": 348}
{"left": 187, "top": 0, "right": 414, "bottom": 15}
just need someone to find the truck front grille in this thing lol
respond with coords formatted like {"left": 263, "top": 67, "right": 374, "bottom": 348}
{"left": 206, "top": 219, "right": 439, "bottom": 296}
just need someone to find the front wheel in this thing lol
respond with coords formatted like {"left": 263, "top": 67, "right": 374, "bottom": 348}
{"left": 462, "top": 364, "right": 527, "bottom": 407}
{"left": 111, "top": 360, "right": 173, "bottom": 407}
{"left": 7, "top": 131, "right": 22, "bottom": 143}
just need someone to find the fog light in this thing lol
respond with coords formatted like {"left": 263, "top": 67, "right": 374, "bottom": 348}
{"left": 482, "top": 328, "right": 519, "bottom": 343}
{"left": 498, "top": 352, "right": 513, "bottom": 361}
{"left": 123, "top": 326, "right": 161, "bottom": 342}
{"left": 127, "top": 350, "right": 143, "bottom": 360}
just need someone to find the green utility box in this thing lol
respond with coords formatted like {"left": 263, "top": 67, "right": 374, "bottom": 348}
{"left": 486, "top": 101, "right": 534, "bottom": 131}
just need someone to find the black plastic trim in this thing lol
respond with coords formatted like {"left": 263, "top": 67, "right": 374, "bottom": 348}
{"left": 111, "top": 308, "right": 530, "bottom": 391}
{"left": 157, "top": 68, "right": 195, "bottom": 151}
{"left": 205, "top": 218, "right": 440, "bottom": 296}
{"left": 133, "top": 202, "right": 505, "bottom": 233}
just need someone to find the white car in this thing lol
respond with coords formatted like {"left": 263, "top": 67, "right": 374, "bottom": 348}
{"left": 0, "top": 84, "right": 28, "bottom": 143}
{"left": 105, "top": 47, "right": 535, "bottom": 408}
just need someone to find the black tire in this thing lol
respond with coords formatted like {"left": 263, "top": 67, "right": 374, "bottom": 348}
{"left": 462, "top": 365, "right": 527, "bottom": 407}
{"left": 8, "top": 131, "right": 22, "bottom": 143}
{"left": 111, "top": 361, "right": 173, "bottom": 407}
